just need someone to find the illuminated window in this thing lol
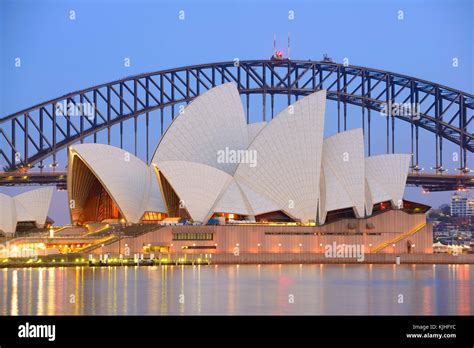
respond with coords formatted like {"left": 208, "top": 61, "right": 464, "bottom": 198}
{"left": 141, "top": 211, "right": 167, "bottom": 223}
{"left": 172, "top": 233, "right": 213, "bottom": 241}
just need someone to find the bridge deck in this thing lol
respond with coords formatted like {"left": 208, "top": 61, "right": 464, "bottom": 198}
{"left": 1, "top": 171, "right": 472, "bottom": 191}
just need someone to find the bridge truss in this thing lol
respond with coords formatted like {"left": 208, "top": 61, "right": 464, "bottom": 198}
{"left": 1, "top": 60, "right": 473, "bottom": 191}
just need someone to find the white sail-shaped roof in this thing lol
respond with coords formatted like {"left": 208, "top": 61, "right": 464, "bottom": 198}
{"left": 0, "top": 188, "right": 54, "bottom": 234}
{"left": 236, "top": 179, "right": 281, "bottom": 216}
{"left": 152, "top": 83, "right": 249, "bottom": 175}
{"left": 365, "top": 178, "right": 375, "bottom": 216}
{"left": 319, "top": 129, "right": 365, "bottom": 223}
{"left": 69, "top": 144, "right": 166, "bottom": 223}
{"left": 14, "top": 200, "right": 35, "bottom": 222}
{"left": 157, "top": 161, "right": 233, "bottom": 223}
{"left": 365, "top": 172, "right": 391, "bottom": 207}
{"left": 247, "top": 122, "right": 267, "bottom": 145}
{"left": 143, "top": 166, "right": 167, "bottom": 214}
{"left": 14, "top": 187, "right": 54, "bottom": 226}
{"left": 213, "top": 179, "right": 253, "bottom": 216}
{"left": 0, "top": 193, "right": 16, "bottom": 234}
{"left": 365, "top": 154, "right": 411, "bottom": 208}
{"left": 235, "top": 90, "right": 326, "bottom": 223}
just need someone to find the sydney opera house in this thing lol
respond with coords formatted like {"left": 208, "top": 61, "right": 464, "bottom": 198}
{"left": 66, "top": 84, "right": 433, "bottom": 257}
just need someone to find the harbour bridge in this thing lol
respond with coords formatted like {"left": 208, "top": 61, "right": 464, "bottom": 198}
{"left": 0, "top": 59, "right": 473, "bottom": 192}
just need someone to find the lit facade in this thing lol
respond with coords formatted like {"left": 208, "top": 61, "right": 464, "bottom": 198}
{"left": 450, "top": 193, "right": 474, "bottom": 217}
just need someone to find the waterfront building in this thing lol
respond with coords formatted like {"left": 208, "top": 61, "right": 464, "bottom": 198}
{"left": 66, "top": 83, "right": 433, "bottom": 255}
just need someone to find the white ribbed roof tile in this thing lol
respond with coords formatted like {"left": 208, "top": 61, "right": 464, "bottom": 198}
{"left": 14, "top": 187, "right": 54, "bottom": 226}
{"left": 152, "top": 83, "right": 249, "bottom": 175}
{"left": 70, "top": 143, "right": 166, "bottom": 223}
{"left": 365, "top": 154, "right": 411, "bottom": 207}
{"left": 157, "top": 160, "right": 233, "bottom": 223}
{"left": 0, "top": 193, "right": 16, "bottom": 234}
{"left": 235, "top": 90, "right": 326, "bottom": 222}
{"left": 320, "top": 129, "right": 365, "bottom": 223}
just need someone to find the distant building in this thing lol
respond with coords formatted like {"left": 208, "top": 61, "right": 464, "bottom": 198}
{"left": 451, "top": 193, "right": 474, "bottom": 217}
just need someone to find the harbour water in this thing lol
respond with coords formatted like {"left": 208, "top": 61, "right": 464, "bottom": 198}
{"left": 0, "top": 264, "right": 472, "bottom": 315}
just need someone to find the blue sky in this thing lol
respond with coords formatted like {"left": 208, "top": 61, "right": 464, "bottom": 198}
{"left": 0, "top": 0, "right": 473, "bottom": 224}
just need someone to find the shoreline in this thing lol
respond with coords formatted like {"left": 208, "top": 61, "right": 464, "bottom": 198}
{"left": 1, "top": 253, "right": 473, "bottom": 268}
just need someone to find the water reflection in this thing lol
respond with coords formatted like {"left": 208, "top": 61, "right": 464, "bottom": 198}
{"left": 0, "top": 264, "right": 472, "bottom": 315}
{"left": 11, "top": 270, "right": 18, "bottom": 315}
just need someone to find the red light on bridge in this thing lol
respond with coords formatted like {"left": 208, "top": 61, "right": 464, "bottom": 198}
{"left": 272, "top": 50, "right": 284, "bottom": 60}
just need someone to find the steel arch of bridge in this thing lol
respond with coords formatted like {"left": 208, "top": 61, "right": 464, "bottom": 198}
{"left": 1, "top": 59, "right": 473, "bottom": 173}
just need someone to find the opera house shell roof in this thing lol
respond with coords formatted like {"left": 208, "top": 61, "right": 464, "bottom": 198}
{"left": 68, "top": 83, "right": 411, "bottom": 225}
{"left": 0, "top": 187, "right": 54, "bottom": 234}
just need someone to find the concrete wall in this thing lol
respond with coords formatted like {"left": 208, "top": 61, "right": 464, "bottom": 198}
{"left": 208, "top": 253, "right": 474, "bottom": 264}
{"left": 91, "top": 210, "right": 433, "bottom": 257}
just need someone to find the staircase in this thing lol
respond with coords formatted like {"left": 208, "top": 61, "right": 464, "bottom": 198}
{"left": 372, "top": 222, "right": 426, "bottom": 253}
{"left": 78, "top": 225, "right": 164, "bottom": 253}
{"left": 78, "top": 235, "right": 117, "bottom": 253}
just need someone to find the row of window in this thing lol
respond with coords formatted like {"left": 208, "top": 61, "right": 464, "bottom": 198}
{"left": 265, "top": 232, "right": 365, "bottom": 236}
{"left": 320, "top": 232, "right": 364, "bottom": 236}
{"left": 172, "top": 233, "right": 213, "bottom": 241}
{"left": 265, "top": 232, "right": 315, "bottom": 236}
{"left": 173, "top": 232, "right": 380, "bottom": 240}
